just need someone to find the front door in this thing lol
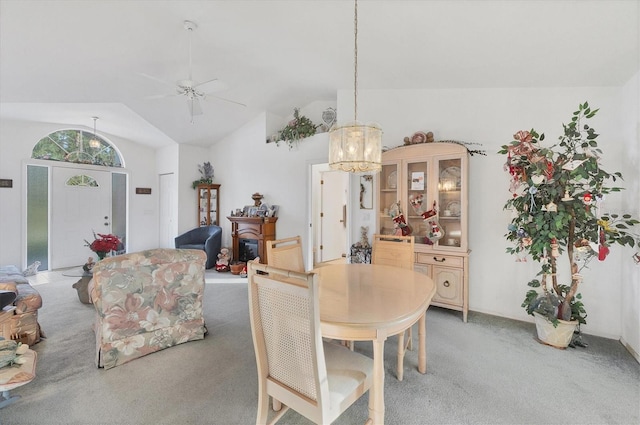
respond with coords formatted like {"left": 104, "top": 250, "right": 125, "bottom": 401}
{"left": 50, "top": 167, "right": 112, "bottom": 268}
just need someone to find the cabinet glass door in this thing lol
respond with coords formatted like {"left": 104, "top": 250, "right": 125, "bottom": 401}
{"left": 437, "top": 158, "right": 462, "bottom": 248}
{"left": 209, "top": 189, "right": 217, "bottom": 225}
{"left": 379, "top": 163, "right": 399, "bottom": 235}
{"left": 199, "top": 187, "right": 209, "bottom": 226}
{"left": 405, "top": 160, "right": 429, "bottom": 246}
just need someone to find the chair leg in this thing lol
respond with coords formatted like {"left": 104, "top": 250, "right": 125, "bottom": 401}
{"left": 256, "top": 389, "right": 269, "bottom": 425}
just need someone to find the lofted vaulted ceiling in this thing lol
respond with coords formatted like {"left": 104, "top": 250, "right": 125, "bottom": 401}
{"left": 1, "top": 0, "right": 638, "bottom": 149}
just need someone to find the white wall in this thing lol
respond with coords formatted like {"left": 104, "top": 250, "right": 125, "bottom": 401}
{"left": 345, "top": 86, "right": 638, "bottom": 339}
{"left": 209, "top": 112, "right": 330, "bottom": 253}
{"left": 0, "top": 118, "right": 160, "bottom": 267}
{"left": 176, "top": 144, "right": 212, "bottom": 234}
{"left": 618, "top": 70, "right": 640, "bottom": 359}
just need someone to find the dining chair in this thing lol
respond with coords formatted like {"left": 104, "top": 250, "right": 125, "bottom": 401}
{"left": 247, "top": 260, "right": 373, "bottom": 425}
{"left": 371, "top": 234, "right": 416, "bottom": 381}
{"left": 266, "top": 236, "right": 305, "bottom": 272}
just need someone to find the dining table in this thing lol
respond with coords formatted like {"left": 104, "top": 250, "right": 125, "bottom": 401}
{"left": 313, "top": 263, "right": 436, "bottom": 425}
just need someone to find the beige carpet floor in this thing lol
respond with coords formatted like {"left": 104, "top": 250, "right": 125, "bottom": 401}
{"left": 1, "top": 269, "right": 638, "bottom": 424}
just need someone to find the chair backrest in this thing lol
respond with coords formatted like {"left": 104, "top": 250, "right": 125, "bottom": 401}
{"left": 247, "top": 260, "right": 329, "bottom": 416}
{"left": 266, "top": 236, "right": 305, "bottom": 272}
{"left": 371, "top": 234, "right": 415, "bottom": 270}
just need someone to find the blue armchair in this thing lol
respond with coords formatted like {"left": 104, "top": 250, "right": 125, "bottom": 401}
{"left": 174, "top": 225, "right": 222, "bottom": 269}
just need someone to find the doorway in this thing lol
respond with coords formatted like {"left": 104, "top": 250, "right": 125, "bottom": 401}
{"left": 26, "top": 164, "right": 127, "bottom": 270}
{"left": 310, "top": 163, "right": 349, "bottom": 267}
{"left": 159, "top": 173, "right": 177, "bottom": 248}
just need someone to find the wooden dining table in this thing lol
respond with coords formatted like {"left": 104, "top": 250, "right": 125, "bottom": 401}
{"left": 313, "top": 263, "right": 436, "bottom": 425}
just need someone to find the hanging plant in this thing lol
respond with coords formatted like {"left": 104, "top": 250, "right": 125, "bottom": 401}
{"left": 277, "top": 108, "right": 319, "bottom": 149}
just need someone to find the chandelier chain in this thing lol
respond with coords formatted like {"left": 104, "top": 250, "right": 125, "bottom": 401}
{"left": 353, "top": 0, "right": 358, "bottom": 122}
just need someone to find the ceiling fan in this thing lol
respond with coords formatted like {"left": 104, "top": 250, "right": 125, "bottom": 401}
{"left": 141, "top": 20, "right": 245, "bottom": 123}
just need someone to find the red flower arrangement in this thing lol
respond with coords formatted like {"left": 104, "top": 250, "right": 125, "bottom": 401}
{"left": 85, "top": 231, "right": 121, "bottom": 259}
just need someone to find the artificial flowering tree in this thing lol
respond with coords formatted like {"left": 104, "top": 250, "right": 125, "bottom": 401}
{"left": 499, "top": 102, "right": 639, "bottom": 343}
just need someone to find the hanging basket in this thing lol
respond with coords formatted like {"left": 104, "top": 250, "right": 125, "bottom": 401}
{"left": 533, "top": 312, "right": 578, "bottom": 349}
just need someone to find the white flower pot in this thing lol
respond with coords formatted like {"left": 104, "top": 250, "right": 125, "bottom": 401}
{"left": 533, "top": 312, "right": 578, "bottom": 349}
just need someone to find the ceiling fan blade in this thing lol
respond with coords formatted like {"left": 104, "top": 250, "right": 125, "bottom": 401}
{"left": 204, "top": 94, "right": 247, "bottom": 107}
{"left": 138, "top": 72, "right": 176, "bottom": 88}
{"left": 145, "top": 93, "right": 179, "bottom": 100}
{"left": 194, "top": 78, "right": 227, "bottom": 93}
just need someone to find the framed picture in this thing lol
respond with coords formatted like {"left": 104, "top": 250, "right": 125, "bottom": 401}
{"left": 248, "top": 206, "right": 259, "bottom": 217}
{"left": 359, "top": 175, "right": 373, "bottom": 209}
{"left": 267, "top": 205, "right": 279, "bottom": 217}
{"left": 411, "top": 171, "right": 425, "bottom": 190}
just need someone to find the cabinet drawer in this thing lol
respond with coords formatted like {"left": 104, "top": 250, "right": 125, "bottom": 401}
{"left": 416, "top": 253, "right": 463, "bottom": 268}
{"left": 414, "top": 263, "right": 431, "bottom": 277}
{"left": 432, "top": 266, "right": 463, "bottom": 305}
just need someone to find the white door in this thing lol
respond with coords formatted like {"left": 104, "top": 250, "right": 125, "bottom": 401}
{"left": 51, "top": 167, "right": 112, "bottom": 268}
{"left": 159, "top": 173, "right": 176, "bottom": 248}
{"left": 319, "top": 170, "right": 348, "bottom": 262}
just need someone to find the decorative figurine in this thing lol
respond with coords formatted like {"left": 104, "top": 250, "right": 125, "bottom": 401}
{"left": 215, "top": 248, "right": 231, "bottom": 272}
{"left": 82, "top": 257, "right": 95, "bottom": 274}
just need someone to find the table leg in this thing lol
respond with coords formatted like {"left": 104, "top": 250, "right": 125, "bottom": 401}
{"left": 368, "top": 339, "right": 385, "bottom": 424}
{"left": 418, "top": 312, "right": 427, "bottom": 374}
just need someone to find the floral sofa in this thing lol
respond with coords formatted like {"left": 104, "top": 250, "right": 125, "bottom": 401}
{"left": 0, "top": 265, "right": 44, "bottom": 345}
{"left": 90, "top": 248, "right": 207, "bottom": 369}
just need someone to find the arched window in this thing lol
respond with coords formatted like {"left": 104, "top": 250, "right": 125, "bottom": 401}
{"left": 65, "top": 174, "right": 99, "bottom": 187}
{"left": 32, "top": 129, "right": 123, "bottom": 167}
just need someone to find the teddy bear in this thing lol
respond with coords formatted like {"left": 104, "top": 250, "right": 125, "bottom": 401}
{"left": 215, "top": 248, "right": 231, "bottom": 272}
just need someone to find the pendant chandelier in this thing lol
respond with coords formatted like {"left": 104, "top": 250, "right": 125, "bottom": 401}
{"left": 89, "top": 116, "right": 101, "bottom": 149}
{"left": 328, "top": 0, "right": 382, "bottom": 174}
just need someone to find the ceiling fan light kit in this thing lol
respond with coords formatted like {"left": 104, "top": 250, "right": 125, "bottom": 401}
{"left": 329, "top": 0, "right": 382, "bottom": 174}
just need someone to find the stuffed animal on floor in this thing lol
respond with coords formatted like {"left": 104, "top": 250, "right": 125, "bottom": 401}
{"left": 216, "top": 248, "right": 231, "bottom": 272}
{"left": 22, "top": 261, "right": 40, "bottom": 277}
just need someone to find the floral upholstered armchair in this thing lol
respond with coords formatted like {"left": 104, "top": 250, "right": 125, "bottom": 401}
{"left": 90, "top": 248, "right": 207, "bottom": 369}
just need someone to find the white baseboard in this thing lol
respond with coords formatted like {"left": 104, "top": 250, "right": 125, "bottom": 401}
{"left": 620, "top": 337, "right": 640, "bottom": 364}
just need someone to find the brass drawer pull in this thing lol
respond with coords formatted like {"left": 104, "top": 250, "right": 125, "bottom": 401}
{"left": 443, "top": 280, "right": 450, "bottom": 287}
{"left": 433, "top": 257, "right": 446, "bottom": 262}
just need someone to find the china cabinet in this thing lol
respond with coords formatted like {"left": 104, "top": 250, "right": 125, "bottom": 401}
{"left": 377, "top": 143, "right": 470, "bottom": 321}
{"left": 197, "top": 184, "right": 220, "bottom": 227}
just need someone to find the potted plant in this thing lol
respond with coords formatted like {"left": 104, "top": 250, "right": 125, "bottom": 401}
{"left": 191, "top": 162, "right": 214, "bottom": 189}
{"left": 85, "top": 231, "right": 121, "bottom": 260}
{"left": 499, "top": 102, "right": 640, "bottom": 348}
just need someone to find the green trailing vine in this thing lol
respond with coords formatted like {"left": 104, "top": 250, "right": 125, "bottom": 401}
{"left": 277, "top": 108, "right": 319, "bottom": 149}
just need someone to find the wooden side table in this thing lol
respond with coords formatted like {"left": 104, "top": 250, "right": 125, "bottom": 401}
{"left": 0, "top": 349, "right": 37, "bottom": 408}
